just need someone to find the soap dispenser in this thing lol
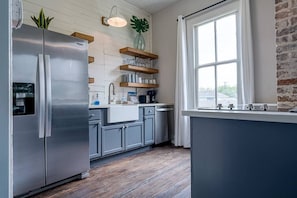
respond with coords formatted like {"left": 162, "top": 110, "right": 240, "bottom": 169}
{"left": 92, "top": 93, "right": 100, "bottom": 106}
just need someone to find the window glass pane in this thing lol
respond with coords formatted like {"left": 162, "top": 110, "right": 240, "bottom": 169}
{"left": 216, "top": 14, "right": 237, "bottom": 62}
{"left": 197, "top": 22, "right": 215, "bottom": 65}
{"left": 198, "top": 66, "right": 215, "bottom": 108}
{"left": 217, "top": 63, "right": 237, "bottom": 107}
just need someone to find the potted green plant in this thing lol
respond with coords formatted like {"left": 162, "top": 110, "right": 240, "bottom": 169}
{"left": 31, "top": 8, "right": 54, "bottom": 29}
{"left": 130, "top": 15, "right": 149, "bottom": 50}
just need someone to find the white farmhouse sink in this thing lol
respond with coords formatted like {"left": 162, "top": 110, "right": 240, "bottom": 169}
{"left": 107, "top": 105, "right": 139, "bottom": 123}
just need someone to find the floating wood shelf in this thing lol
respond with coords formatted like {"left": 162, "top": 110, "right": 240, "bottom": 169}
{"left": 88, "top": 56, "right": 94, "bottom": 63}
{"left": 88, "top": 77, "right": 95, "bottom": 83}
{"left": 119, "top": 47, "right": 158, "bottom": 59}
{"left": 120, "top": 82, "right": 159, "bottom": 88}
{"left": 71, "top": 32, "right": 94, "bottom": 43}
{"left": 120, "top": 65, "right": 159, "bottom": 74}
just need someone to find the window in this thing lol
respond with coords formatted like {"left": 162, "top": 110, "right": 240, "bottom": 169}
{"left": 195, "top": 13, "right": 239, "bottom": 108}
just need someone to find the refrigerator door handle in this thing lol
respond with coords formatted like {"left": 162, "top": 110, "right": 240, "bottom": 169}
{"left": 38, "top": 54, "right": 46, "bottom": 138}
{"left": 45, "top": 55, "right": 52, "bottom": 137}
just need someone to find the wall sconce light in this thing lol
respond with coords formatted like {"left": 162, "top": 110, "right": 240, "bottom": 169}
{"left": 101, "top": 5, "right": 127, "bottom": 27}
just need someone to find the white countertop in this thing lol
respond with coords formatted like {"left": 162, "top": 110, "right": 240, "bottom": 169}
{"left": 182, "top": 109, "right": 297, "bottom": 124}
{"left": 89, "top": 103, "right": 174, "bottom": 109}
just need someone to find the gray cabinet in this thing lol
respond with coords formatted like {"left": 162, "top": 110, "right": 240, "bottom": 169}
{"left": 89, "top": 120, "right": 101, "bottom": 159}
{"left": 143, "top": 107, "right": 155, "bottom": 145}
{"left": 102, "top": 121, "right": 144, "bottom": 156}
{"left": 90, "top": 106, "right": 155, "bottom": 160}
{"left": 89, "top": 109, "right": 103, "bottom": 160}
{"left": 125, "top": 122, "right": 144, "bottom": 150}
{"left": 144, "top": 115, "right": 154, "bottom": 145}
{"left": 102, "top": 124, "right": 125, "bottom": 156}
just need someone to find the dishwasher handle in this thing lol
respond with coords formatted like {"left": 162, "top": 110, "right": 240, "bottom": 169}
{"left": 155, "top": 108, "right": 174, "bottom": 112}
{"left": 89, "top": 120, "right": 101, "bottom": 125}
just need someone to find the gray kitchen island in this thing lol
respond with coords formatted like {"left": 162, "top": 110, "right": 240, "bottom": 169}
{"left": 183, "top": 109, "right": 297, "bottom": 198}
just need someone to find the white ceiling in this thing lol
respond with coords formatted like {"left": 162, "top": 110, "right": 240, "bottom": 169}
{"left": 124, "top": 0, "right": 181, "bottom": 14}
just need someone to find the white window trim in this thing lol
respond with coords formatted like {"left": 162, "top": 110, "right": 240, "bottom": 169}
{"left": 187, "top": 0, "right": 243, "bottom": 108}
{"left": 195, "top": 12, "right": 240, "bottom": 107}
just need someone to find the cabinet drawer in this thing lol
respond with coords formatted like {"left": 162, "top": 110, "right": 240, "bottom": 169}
{"left": 89, "top": 109, "right": 102, "bottom": 120}
{"left": 144, "top": 107, "right": 155, "bottom": 115}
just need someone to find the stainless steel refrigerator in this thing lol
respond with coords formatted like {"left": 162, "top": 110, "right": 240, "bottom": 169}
{"left": 12, "top": 24, "right": 90, "bottom": 197}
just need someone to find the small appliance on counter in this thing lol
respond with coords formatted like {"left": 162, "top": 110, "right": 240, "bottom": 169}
{"left": 138, "top": 95, "right": 147, "bottom": 104}
{"left": 147, "top": 90, "right": 157, "bottom": 103}
{"left": 128, "top": 91, "right": 138, "bottom": 104}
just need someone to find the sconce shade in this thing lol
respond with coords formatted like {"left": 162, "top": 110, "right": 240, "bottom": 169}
{"left": 107, "top": 16, "right": 127, "bottom": 27}
{"left": 102, "top": 5, "right": 127, "bottom": 27}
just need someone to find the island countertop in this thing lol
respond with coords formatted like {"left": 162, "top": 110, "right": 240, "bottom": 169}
{"left": 182, "top": 109, "right": 297, "bottom": 124}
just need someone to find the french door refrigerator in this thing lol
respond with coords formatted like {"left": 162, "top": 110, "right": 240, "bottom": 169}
{"left": 13, "top": 24, "right": 90, "bottom": 197}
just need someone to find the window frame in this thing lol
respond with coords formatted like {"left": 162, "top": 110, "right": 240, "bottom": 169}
{"left": 186, "top": 1, "right": 241, "bottom": 109}
{"left": 195, "top": 12, "right": 240, "bottom": 108}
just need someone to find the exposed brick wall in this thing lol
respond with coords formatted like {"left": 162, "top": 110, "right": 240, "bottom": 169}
{"left": 276, "top": 0, "right": 297, "bottom": 111}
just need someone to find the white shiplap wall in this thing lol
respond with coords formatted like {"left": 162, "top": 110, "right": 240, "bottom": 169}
{"left": 22, "top": 0, "right": 152, "bottom": 105}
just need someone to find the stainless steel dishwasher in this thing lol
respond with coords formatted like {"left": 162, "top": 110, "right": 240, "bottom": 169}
{"left": 154, "top": 105, "right": 174, "bottom": 144}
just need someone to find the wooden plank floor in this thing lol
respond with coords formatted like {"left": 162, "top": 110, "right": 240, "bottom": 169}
{"left": 32, "top": 146, "right": 191, "bottom": 198}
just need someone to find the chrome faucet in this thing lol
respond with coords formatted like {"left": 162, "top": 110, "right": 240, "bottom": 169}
{"left": 108, "top": 83, "right": 115, "bottom": 104}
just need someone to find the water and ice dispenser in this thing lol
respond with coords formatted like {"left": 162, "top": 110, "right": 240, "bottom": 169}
{"left": 13, "top": 83, "right": 35, "bottom": 115}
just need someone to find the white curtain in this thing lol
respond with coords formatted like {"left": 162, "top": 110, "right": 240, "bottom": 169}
{"left": 239, "top": 0, "right": 254, "bottom": 104}
{"left": 174, "top": 15, "right": 190, "bottom": 148}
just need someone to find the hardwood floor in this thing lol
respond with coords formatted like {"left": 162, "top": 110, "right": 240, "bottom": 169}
{"left": 32, "top": 146, "right": 191, "bottom": 198}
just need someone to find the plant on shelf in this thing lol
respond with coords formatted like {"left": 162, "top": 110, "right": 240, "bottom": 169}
{"left": 31, "top": 8, "right": 54, "bottom": 29}
{"left": 130, "top": 15, "right": 149, "bottom": 50}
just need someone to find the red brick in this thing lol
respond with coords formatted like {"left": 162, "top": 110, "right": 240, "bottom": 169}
{"left": 293, "top": 87, "right": 297, "bottom": 93}
{"left": 277, "top": 86, "right": 291, "bottom": 94}
{"left": 277, "top": 62, "right": 290, "bottom": 69}
{"left": 277, "top": 53, "right": 289, "bottom": 61}
{"left": 275, "top": 11, "right": 289, "bottom": 20}
{"left": 276, "top": 36, "right": 289, "bottom": 44}
{"left": 291, "top": 17, "right": 297, "bottom": 25}
{"left": 277, "top": 70, "right": 290, "bottom": 78}
{"left": 278, "top": 96, "right": 291, "bottom": 102}
{"left": 277, "top": 78, "right": 297, "bottom": 85}
{"left": 276, "top": 2, "right": 289, "bottom": 12}
{"left": 276, "top": 27, "right": 289, "bottom": 36}
{"left": 275, "top": 19, "right": 289, "bottom": 29}
{"left": 289, "top": 25, "right": 297, "bottom": 33}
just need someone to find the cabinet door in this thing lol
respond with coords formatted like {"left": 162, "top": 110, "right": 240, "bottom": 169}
{"left": 102, "top": 124, "right": 124, "bottom": 156}
{"left": 144, "top": 115, "right": 154, "bottom": 145}
{"left": 125, "top": 122, "right": 144, "bottom": 150}
{"left": 89, "top": 120, "right": 101, "bottom": 160}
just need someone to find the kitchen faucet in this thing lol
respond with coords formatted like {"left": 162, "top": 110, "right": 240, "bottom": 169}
{"left": 108, "top": 82, "right": 115, "bottom": 104}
